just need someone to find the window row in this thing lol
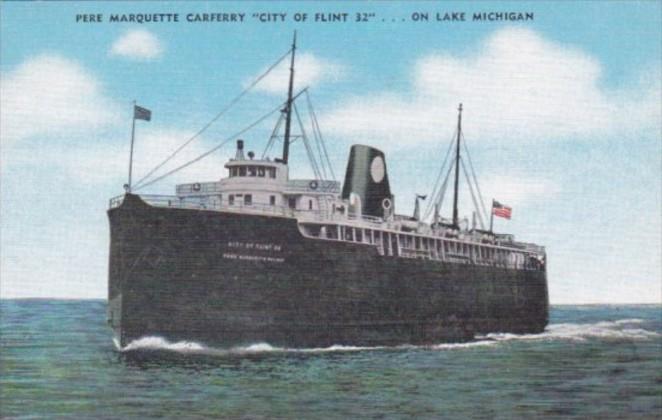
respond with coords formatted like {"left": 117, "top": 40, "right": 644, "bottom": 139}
{"left": 226, "top": 194, "right": 278, "bottom": 206}
{"left": 229, "top": 166, "right": 277, "bottom": 178}
{"left": 301, "top": 223, "right": 544, "bottom": 271}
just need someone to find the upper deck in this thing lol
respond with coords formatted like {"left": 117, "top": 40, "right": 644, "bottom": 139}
{"left": 108, "top": 192, "right": 546, "bottom": 272}
{"left": 110, "top": 136, "right": 545, "bottom": 272}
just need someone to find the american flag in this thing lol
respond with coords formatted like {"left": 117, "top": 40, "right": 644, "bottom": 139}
{"left": 134, "top": 105, "right": 151, "bottom": 121}
{"left": 492, "top": 200, "right": 512, "bottom": 219}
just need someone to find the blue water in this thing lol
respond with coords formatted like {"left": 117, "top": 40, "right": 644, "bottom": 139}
{"left": 1, "top": 301, "right": 660, "bottom": 419}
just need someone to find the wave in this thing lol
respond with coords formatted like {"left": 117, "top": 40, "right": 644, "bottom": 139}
{"left": 117, "top": 318, "right": 658, "bottom": 356}
{"left": 485, "top": 318, "right": 659, "bottom": 343}
{"left": 116, "top": 336, "right": 497, "bottom": 355}
{"left": 117, "top": 336, "right": 389, "bottom": 356}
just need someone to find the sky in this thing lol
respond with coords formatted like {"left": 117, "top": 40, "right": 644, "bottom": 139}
{"left": 1, "top": 1, "right": 660, "bottom": 303}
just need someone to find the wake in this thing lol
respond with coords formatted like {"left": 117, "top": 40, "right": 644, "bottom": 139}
{"left": 484, "top": 318, "right": 659, "bottom": 342}
{"left": 116, "top": 318, "right": 659, "bottom": 355}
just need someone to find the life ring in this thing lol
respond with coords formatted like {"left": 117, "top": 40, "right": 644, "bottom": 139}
{"left": 309, "top": 180, "right": 319, "bottom": 190}
{"left": 382, "top": 198, "right": 392, "bottom": 210}
{"left": 192, "top": 183, "right": 201, "bottom": 192}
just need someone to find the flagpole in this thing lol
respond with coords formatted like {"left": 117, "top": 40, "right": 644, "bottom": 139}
{"left": 489, "top": 199, "right": 495, "bottom": 233}
{"left": 127, "top": 100, "right": 136, "bottom": 193}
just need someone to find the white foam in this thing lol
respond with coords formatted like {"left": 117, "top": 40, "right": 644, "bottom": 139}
{"left": 122, "top": 336, "right": 206, "bottom": 352}
{"left": 112, "top": 336, "right": 121, "bottom": 351}
{"left": 487, "top": 319, "right": 659, "bottom": 343}
{"left": 119, "top": 339, "right": 388, "bottom": 355}
{"left": 613, "top": 318, "right": 645, "bottom": 325}
{"left": 117, "top": 318, "right": 659, "bottom": 355}
{"left": 239, "top": 343, "right": 279, "bottom": 353}
{"left": 428, "top": 340, "right": 497, "bottom": 350}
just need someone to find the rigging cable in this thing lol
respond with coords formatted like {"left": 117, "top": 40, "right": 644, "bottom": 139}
{"left": 134, "top": 102, "right": 285, "bottom": 191}
{"left": 260, "top": 87, "right": 312, "bottom": 161}
{"left": 133, "top": 48, "right": 293, "bottom": 190}
{"left": 261, "top": 112, "right": 285, "bottom": 159}
{"left": 432, "top": 163, "right": 455, "bottom": 221}
{"left": 301, "top": 99, "right": 328, "bottom": 179}
{"left": 311, "top": 114, "right": 328, "bottom": 180}
{"left": 423, "top": 130, "right": 457, "bottom": 220}
{"left": 461, "top": 132, "right": 489, "bottom": 223}
{"left": 460, "top": 157, "right": 486, "bottom": 230}
{"left": 293, "top": 103, "right": 323, "bottom": 181}
{"left": 304, "top": 90, "right": 336, "bottom": 181}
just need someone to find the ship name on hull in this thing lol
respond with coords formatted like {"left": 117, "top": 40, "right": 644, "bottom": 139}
{"left": 222, "top": 253, "right": 284, "bottom": 263}
{"left": 227, "top": 241, "right": 282, "bottom": 252}
{"left": 223, "top": 241, "right": 284, "bottom": 263}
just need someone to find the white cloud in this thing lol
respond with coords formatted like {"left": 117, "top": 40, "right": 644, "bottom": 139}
{"left": 109, "top": 29, "right": 164, "bottom": 61}
{"left": 248, "top": 52, "right": 346, "bottom": 95}
{"left": 479, "top": 175, "right": 560, "bottom": 208}
{"left": 0, "top": 54, "right": 120, "bottom": 144}
{"left": 321, "top": 27, "right": 661, "bottom": 146}
{"left": 401, "top": 174, "right": 559, "bottom": 226}
{"left": 64, "top": 128, "right": 227, "bottom": 191}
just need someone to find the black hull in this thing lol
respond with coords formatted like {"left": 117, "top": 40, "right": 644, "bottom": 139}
{"left": 108, "top": 194, "right": 549, "bottom": 348}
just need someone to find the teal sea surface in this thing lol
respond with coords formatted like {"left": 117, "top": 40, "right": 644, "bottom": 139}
{"left": 1, "top": 301, "right": 660, "bottom": 419}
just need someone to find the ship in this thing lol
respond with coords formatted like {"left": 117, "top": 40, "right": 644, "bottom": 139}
{"left": 107, "top": 35, "right": 549, "bottom": 349}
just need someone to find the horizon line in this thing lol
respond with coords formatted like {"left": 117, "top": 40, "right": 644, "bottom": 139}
{"left": 0, "top": 297, "right": 660, "bottom": 306}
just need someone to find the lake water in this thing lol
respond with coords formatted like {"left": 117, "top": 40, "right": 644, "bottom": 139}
{"left": 1, "top": 301, "right": 660, "bottom": 419}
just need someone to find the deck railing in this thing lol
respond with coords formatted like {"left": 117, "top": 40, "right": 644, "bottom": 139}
{"left": 109, "top": 194, "right": 297, "bottom": 217}
{"left": 176, "top": 182, "right": 223, "bottom": 195}
{"left": 107, "top": 194, "right": 385, "bottom": 226}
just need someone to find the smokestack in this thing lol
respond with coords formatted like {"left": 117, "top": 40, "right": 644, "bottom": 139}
{"left": 341, "top": 145, "right": 392, "bottom": 218}
{"left": 235, "top": 139, "right": 245, "bottom": 160}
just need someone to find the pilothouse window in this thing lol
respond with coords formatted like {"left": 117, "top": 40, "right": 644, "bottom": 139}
{"left": 258, "top": 167, "right": 265, "bottom": 177}
{"left": 248, "top": 166, "right": 257, "bottom": 177}
{"left": 268, "top": 168, "right": 276, "bottom": 179}
{"left": 239, "top": 166, "right": 246, "bottom": 177}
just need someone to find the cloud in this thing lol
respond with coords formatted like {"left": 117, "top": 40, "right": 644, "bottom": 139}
{"left": 61, "top": 128, "right": 227, "bottom": 191}
{"left": 109, "top": 29, "right": 164, "bottom": 61}
{"left": 406, "top": 174, "right": 559, "bottom": 225}
{"left": 0, "top": 54, "right": 120, "bottom": 144}
{"left": 479, "top": 175, "right": 560, "bottom": 208}
{"left": 321, "top": 27, "right": 661, "bottom": 146}
{"left": 248, "top": 52, "right": 346, "bottom": 95}
{"left": 0, "top": 55, "right": 221, "bottom": 191}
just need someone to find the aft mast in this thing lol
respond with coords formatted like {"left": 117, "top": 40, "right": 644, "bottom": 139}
{"left": 452, "top": 103, "right": 462, "bottom": 229}
{"left": 281, "top": 32, "right": 297, "bottom": 164}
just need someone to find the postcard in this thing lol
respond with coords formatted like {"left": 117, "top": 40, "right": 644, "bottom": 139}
{"left": 1, "top": 1, "right": 660, "bottom": 418}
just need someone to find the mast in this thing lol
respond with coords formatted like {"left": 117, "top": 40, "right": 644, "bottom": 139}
{"left": 282, "top": 31, "right": 297, "bottom": 164}
{"left": 452, "top": 103, "right": 462, "bottom": 228}
{"left": 127, "top": 100, "right": 137, "bottom": 192}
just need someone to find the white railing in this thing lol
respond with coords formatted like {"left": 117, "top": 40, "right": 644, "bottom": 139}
{"left": 109, "top": 194, "right": 294, "bottom": 217}
{"left": 109, "top": 193, "right": 396, "bottom": 231}
{"left": 285, "top": 179, "right": 340, "bottom": 194}
{"left": 176, "top": 182, "right": 223, "bottom": 195}
{"left": 143, "top": 194, "right": 295, "bottom": 217}
{"left": 297, "top": 222, "right": 546, "bottom": 271}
